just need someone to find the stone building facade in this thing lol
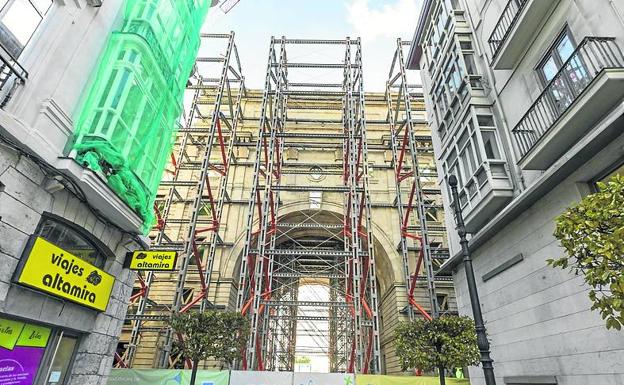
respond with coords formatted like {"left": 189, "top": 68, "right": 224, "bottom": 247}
{"left": 408, "top": 0, "right": 624, "bottom": 384}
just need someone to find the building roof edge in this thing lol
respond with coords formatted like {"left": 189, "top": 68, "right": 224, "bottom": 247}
{"left": 406, "top": 0, "right": 434, "bottom": 70}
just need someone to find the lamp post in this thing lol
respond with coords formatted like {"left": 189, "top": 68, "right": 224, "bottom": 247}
{"left": 448, "top": 175, "right": 497, "bottom": 385}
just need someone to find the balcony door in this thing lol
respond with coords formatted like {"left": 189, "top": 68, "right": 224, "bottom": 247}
{"left": 537, "top": 28, "right": 589, "bottom": 115}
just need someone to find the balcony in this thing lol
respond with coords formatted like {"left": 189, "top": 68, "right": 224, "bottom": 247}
{"left": 512, "top": 37, "right": 624, "bottom": 170}
{"left": 0, "top": 42, "right": 27, "bottom": 107}
{"left": 456, "top": 160, "right": 514, "bottom": 233}
{"left": 488, "top": 0, "right": 559, "bottom": 69}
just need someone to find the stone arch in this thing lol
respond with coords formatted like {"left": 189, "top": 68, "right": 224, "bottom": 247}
{"left": 220, "top": 200, "right": 403, "bottom": 294}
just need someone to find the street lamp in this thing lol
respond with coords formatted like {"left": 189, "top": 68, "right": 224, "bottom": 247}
{"left": 448, "top": 175, "right": 497, "bottom": 385}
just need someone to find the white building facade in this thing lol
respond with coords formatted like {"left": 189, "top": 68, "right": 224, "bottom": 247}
{"left": 408, "top": 0, "right": 624, "bottom": 384}
{"left": 0, "top": 1, "right": 146, "bottom": 385}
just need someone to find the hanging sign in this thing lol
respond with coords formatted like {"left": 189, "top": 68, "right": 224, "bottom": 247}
{"left": 124, "top": 250, "right": 178, "bottom": 271}
{"left": 14, "top": 237, "right": 115, "bottom": 312}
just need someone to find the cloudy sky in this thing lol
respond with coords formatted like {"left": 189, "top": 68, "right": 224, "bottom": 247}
{"left": 202, "top": 0, "right": 423, "bottom": 91}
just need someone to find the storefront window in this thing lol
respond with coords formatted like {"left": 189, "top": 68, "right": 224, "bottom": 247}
{"left": 43, "top": 334, "right": 78, "bottom": 385}
{"left": 0, "top": 317, "right": 51, "bottom": 385}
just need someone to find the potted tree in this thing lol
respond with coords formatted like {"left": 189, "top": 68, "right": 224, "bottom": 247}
{"left": 169, "top": 310, "right": 249, "bottom": 385}
{"left": 395, "top": 316, "right": 479, "bottom": 385}
{"left": 548, "top": 175, "right": 624, "bottom": 330}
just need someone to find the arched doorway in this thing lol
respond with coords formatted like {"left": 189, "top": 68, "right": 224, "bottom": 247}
{"left": 224, "top": 205, "right": 398, "bottom": 373}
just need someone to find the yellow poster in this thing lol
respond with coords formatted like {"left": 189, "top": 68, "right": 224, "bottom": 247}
{"left": 125, "top": 250, "right": 178, "bottom": 271}
{"left": 0, "top": 318, "right": 25, "bottom": 349}
{"left": 356, "top": 375, "right": 469, "bottom": 385}
{"left": 16, "top": 237, "right": 115, "bottom": 312}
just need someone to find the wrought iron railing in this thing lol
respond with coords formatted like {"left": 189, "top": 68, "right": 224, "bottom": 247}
{"left": 0, "top": 42, "right": 27, "bottom": 107}
{"left": 512, "top": 37, "right": 624, "bottom": 159}
{"left": 488, "top": 0, "right": 528, "bottom": 61}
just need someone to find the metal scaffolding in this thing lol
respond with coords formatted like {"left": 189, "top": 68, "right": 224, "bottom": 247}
{"left": 119, "top": 32, "right": 245, "bottom": 368}
{"left": 235, "top": 37, "right": 382, "bottom": 374}
{"left": 116, "top": 33, "right": 456, "bottom": 374}
{"left": 385, "top": 39, "right": 450, "bottom": 321}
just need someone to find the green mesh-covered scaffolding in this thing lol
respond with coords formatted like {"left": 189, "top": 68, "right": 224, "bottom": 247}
{"left": 72, "top": 0, "right": 210, "bottom": 232}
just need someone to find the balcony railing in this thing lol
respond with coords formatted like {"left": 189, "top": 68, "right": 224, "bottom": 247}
{"left": 512, "top": 37, "right": 624, "bottom": 159}
{"left": 0, "top": 42, "right": 27, "bottom": 107}
{"left": 488, "top": 0, "right": 528, "bottom": 61}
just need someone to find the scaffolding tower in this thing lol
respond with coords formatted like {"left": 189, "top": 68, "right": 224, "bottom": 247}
{"left": 120, "top": 32, "right": 245, "bottom": 368}
{"left": 385, "top": 39, "right": 451, "bottom": 321}
{"left": 117, "top": 33, "right": 456, "bottom": 374}
{"left": 235, "top": 37, "right": 382, "bottom": 374}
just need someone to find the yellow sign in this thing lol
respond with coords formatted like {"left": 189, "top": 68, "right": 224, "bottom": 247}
{"left": 125, "top": 250, "right": 178, "bottom": 271}
{"left": 15, "top": 237, "right": 115, "bottom": 312}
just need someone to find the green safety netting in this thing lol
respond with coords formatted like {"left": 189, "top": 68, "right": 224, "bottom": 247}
{"left": 71, "top": 0, "right": 210, "bottom": 233}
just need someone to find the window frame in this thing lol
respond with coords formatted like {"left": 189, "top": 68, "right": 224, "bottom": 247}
{"left": 590, "top": 158, "right": 624, "bottom": 192}
{"left": 535, "top": 26, "right": 578, "bottom": 86}
{"left": 0, "top": 0, "right": 53, "bottom": 58}
{"left": 34, "top": 212, "right": 115, "bottom": 269}
{"left": 33, "top": 329, "right": 81, "bottom": 385}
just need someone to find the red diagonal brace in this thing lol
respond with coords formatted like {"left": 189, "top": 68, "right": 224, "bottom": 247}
{"left": 402, "top": 181, "right": 417, "bottom": 231}
{"left": 170, "top": 152, "right": 178, "bottom": 170}
{"left": 154, "top": 202, "right": 165, "bottom": 230}
{"left": 114, "top": 352, "right": 128, "bottom": 368}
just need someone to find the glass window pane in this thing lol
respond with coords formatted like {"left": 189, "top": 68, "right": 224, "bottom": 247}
{"left": 31, "top": 0, "right": 52, "bottom": 15}
{"left": 463, "top": 54, "right": 477, "bottom": 75}
{"left": 1, "top": 0, "right": 42, "bottom": 45}
{"left": 461, "top": 151, "right": 471, "bottom": 178}
{"left": 557, "top": 33, "right": 574, "bottom": 62}
{"left": 481, "top": 131, "right": 501, "bottom": 159}
{"left": 37, "top": 219, "right": 103, "bottom": 268}
{"left": 45, "top": 335, "right": 78, "bottom": 385}
{"left": 477, "top": 115, "right": 495, "bottom": 127}
{"left": 540, "top": 56, "right": 559, "bottom": 82}
{"left": 471, "top": 132, "right": 483, "bottom": 164}
{"left": 466, "top": 142, "right": 477, "bottom": 171}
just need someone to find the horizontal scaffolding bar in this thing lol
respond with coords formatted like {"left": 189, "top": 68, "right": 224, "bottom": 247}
{"left": 264, "top": 301, "right": 348, "bottom": 307}
{"left": 276, "top": 222, "right": 344, "bottom": 229}
{"left": 269, "top": 185, "right": 362, "bottom": 192}
{"left": 273, "top": 273, "right": 346, "bottom": 279}
{"left": 274, "top": 38, "right": 358, "bottom": 44}
{"left": 250, "top": 249, "right": 352, "bottom": 257}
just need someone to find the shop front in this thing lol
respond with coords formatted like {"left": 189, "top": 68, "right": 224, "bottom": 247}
{"left": 0, "top": 212, "right": 132, "bottom": 385}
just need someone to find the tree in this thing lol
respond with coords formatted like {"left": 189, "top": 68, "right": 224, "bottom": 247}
{"left": 169, "top": 310, "right": 249, "bottom": 385}
{"left": 395, "top": 316, "right": 480, "bottom": 385}
{"left": 548, "top": 175, "right": 624, "bottom": 330}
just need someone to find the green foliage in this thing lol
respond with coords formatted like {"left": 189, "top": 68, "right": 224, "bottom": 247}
{"left": 295, "top": 356, "right": 311, "bottom": 364}
{"left": 548, "top": 175, "right": 624, "bottom": 330}
{"left": 169, "top": 310, "right": 249, "bottom": 367}
{"left": 394, "top": 316, "right": 480, "bottom": 372}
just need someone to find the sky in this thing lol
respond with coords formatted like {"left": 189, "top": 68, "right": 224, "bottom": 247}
{"left": 202, "top": 0, "right": 423, "bottom": 91}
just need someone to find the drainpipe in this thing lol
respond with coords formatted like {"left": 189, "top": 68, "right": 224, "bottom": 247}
{"left": 609, "top": 0, "right": 624, "bottom": 27}
{"left": 459, "top": 0, "right": 527, "bottom": 192}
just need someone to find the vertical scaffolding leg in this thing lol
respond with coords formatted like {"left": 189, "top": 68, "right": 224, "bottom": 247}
{"left": 386, "top": 38, "right": 440, "bottom": 321}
